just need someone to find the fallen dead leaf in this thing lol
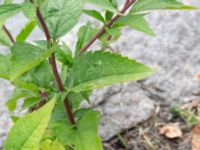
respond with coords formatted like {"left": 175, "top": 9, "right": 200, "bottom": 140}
{"left": 192, "top": 124, "right": 200, "bottom": 150}
{"left": 159, "top": 124, "right": 182, "bottom": 139}
{"left": 181, "top": 99, "right": 200, "bottom": 110}
{"left": 195, "top": 73, "right": 200, "bottom": 80}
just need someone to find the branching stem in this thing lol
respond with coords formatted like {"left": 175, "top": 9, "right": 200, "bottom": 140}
{"left": 2, "top": 25, "right": 15, "bottom": 43}
{"left": 36, "top": 7, "right": 75, "bottom": 125}
{"left": 80, "top": 0, "right": 136, "bottom": 53}
{"left": 31, "top": 0, "right": 137, "bottom": 125}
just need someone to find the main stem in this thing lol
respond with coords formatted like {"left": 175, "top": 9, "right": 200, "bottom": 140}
{"left": 3, "top": 25, "right": 15, "bottom": 43}
{"left": 80, "top": 0, "right": 136, "bottom": 53}
{"left": 36, "top": 7, "right": 75, "bottom": 125}
{"left": 34, "top": 0, "right": 136, "bottom": 124}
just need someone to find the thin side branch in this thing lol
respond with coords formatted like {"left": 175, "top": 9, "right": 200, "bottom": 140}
{"left": 36, "top": 7, "right": 75, "bottom": 125}
{"left": 80, "top": 0, "right": 136, "bottom": 53}
{"left": 3, "top": 25, "right": 15, "bottom": 43}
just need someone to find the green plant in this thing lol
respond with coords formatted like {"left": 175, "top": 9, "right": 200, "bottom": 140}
{"left": 0, "top": 0, "right": 195, "bottom": 149}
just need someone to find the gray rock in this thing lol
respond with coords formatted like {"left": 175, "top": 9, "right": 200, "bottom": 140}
{"left": 89, "top": 8, "right": 200, "bottom": 140}
{"left": 1, "top": 0, "right": 200, "bottom": 146}
{"left": 90, "top": 9, "right": 200, "bottom": 139}
{"left": 114, "top": 10, "right": 200, "bottom": 104}
{"left": 92, "top": 83, "right": 155, "bottom": 140}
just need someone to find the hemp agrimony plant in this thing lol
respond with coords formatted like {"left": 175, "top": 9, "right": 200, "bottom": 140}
{"left": 0, "top": 0, "right": 195, "bottom": 149}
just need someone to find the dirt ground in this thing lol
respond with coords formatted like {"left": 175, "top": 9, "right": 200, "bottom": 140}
{"left": 103, "top": 99, "right": 200, "bottom": 150}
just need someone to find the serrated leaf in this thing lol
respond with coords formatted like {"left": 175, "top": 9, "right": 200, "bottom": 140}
{"left": 4, "top": 98, "right": 56, "bottom": 150}
{"left": 20, "top": 61, "right": 54, "bottom": 90}
{"left": 76, "top": 22, "right": 97, "bottom": 55}
{"left": 10, "top": 42, "right": 56, "bottom": 81}
{"left": 114, "top": 14, "right": 155, "bottom": 36}
{"left": 50, "top": 110, "right": 102, "bottom": 150}
{"left": 0, "top": 54, "right": 10, "bottom": 79}
{"left": 55, "top": 43, "right": 73, "bottom": 66}
{"left": 41, "top": 0, "right": 84, "bottom": 39}
{"left": 70, "top": 51, "right": 155, "bottom": 92}
{"left": 0, "top": 4, "right": 21, "bottom": 21}
{"left": 22, "top": 1, "right": 36, "bottom": 19}
{"left": 130, "top": 0, "right": 196, "bottom": 14}
{"left": 16, "top": 20, "right": 36, "bottom": 42}
{"left": 86, "top": 0, "right": 118, "bottom": 13}
{"left": 83, "top": 9, "right": 105, "bottom": 23}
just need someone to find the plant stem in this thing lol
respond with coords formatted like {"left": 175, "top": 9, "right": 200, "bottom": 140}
{"left": 80, "top": 0, "right": 136, "bottom": 53}
{"left": 2, "top": 25, "right": 15, "bottom": 43}
{"left": 36, "top": 7, "right": 75, "bottom": 125}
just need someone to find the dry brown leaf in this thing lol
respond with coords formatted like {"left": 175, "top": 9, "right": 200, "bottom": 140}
{"left": 192, "top": 124, "right": 200, "bottom": 150}
{"left": 181, "top": 99, "right": 200, "bottom": 110}
{"left": 195, "top": 73, "right": 200, "bottom": 80}
{"left": 159, "top": 124, "right": 182, "bottom": 139}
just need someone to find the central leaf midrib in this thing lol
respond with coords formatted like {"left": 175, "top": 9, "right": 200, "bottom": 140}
{"left": 19, "top": 111, "right": 49, "bottom": 149}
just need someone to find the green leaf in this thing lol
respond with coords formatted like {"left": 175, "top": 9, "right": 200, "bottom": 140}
{"left": 29, "top": 61, "right": 54, "bottom": 89}
{"left": 41, "top": 0, "right": 84, "bottom": 39}
{"left": 114, "top": 14, "right": 155, "bottom": 36}
{"left": 55, "top": 43, "right": 73, "bottom": 66}
{"left": 22, "top": 1, "right": 36, "bottom": 19}
{"left": 99, "top": 27, "right": 121, "bottom": 45}
{"left": 108, "top": 0, "right": 118, "bottom": 8}
{"left": 12, "top": 80, "right": 41, "bottom": 91}
{"left": 105, "top": 11, "right": 114, "bottom": 22}
{"left": 76, "top": 22, "right": 97, "bottom": 55}
{"left": 4, "top": 98, "right": 56, "bottom": 150}
{"left": 16, "top": 20, "right": 37, "bottom": 42}
{"left": 4, "top": 0, "right": 12, "bottom": 4}
{"left": 5, "top": 88, "right": 38, "bottom": 111}
{"left": 68, "top": 92, "right": 87, "bottom": 110}
{"left": 0, "top": 4, "right": 21, "bottom": 21}
{"left": 22, "top": 97, "right": 40, "bottom": 111}
{"left": 20, "top": 61, "right": 54, "bottom": 90}
{"left": 83, "top": 9, "right": 105, "bottom": 23}
{"left": 10, "top": 42, "right": 56, "bottom": 81}
{"left": 41, "top": 139, "right": 65, "bottom": 150}
{"left": 34, "top": 40, "right": 48, "bottom": 49}
{"left": 11, "top": 116, "right": 20, "bottom": 123}
{"left": 50, "top": 110, "right": 102, "bottom": 150}
{"left": 50, "top": 98, "right": 67, "bottom": 123}
{"left": 130, "top": 0, "right": 196, "bottom": 13}
{"left": 170, "top": 106, "right": 199, "bottom": 125}
{"left": 33, "top": 0, "right": 46, "bottom": 6}
{"left": 86, "top": 0, "right": 118, "bottom": 13}
{"left": 0, "top": 54, "right": 10, "bottom": 79}
{"left": 70, "top": 51, "right": 155, "bottom": 92}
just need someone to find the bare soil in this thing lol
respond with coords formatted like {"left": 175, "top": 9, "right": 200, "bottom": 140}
{"left": 103, "top": 103, "right": 198, "bottom": 150}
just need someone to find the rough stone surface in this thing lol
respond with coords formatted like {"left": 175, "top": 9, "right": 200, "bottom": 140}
{"left": 91, "top": 9, "right": 200, "bottom": 140}
{"left": 92, "top": 83, "right": 155, "bottom": 140}
{"left": 1, "top": 0, "right": 200, "bottom": 147}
